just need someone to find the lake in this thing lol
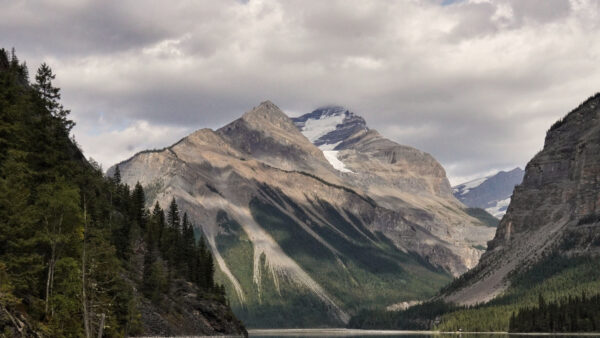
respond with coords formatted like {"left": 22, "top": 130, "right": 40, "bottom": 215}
{"left": 247, "top": 329, "right": 600, "bottom": 337}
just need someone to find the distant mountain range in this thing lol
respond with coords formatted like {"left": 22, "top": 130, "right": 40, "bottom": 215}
{"left": 453, "top": 168, "right": 524, "bottom": 219}
{"left": 110, "top": 102, "right": 495, "bottom": 327}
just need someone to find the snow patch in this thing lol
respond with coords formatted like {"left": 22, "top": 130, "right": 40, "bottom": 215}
{"left": 300, "top": 113, "right": 345, "bottom": 142}
{"left": 322, "top": 150, "right": 353, "bottom": 173}
{"left": 299, "top": 114, "right": 354, "bottom": 173}
{"left": 485, "top": 197, "right": 511, "bottom": 219}
{"left": 455, "top": 176, "right": 488, "bottom": 195}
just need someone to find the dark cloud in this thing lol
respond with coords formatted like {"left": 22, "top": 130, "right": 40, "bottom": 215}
{"left": 2, "top": 0, "right": 599, "bottom": 183}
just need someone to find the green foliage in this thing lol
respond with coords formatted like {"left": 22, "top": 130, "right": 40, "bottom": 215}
{"left": 0, "top": 48, "right": 230, "bottom": 336}
{"left": 348, "top": 300, "right": 458, "bottom": 330}
{"left": 436, "top": 254, "right": 600, "bottom": 332}
{"left": 509, "top": 293, "right": 600, "bottom": 332}
{"left": 347, "top": 254, "right": 600, "bottom": 332}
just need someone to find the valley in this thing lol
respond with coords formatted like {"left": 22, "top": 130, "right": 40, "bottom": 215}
{"left": 3, "top": 2, "right": 600, "bottom": 333}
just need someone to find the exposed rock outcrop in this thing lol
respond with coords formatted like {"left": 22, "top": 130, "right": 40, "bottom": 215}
{"left": 443, "top": 93, "right": 600, "bottom": 305}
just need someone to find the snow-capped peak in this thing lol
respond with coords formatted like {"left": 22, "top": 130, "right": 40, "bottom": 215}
{"left": 292, "top": 106, "right": 367, "bottom": 149}
{"left": 453, "top": 176, "right": 488, "bottom": 196}
{"left": 299, "top": 110, "right": 346, "bottom": 143}
{"left": 292, "top": 106, "right": 365, "bottom": 174}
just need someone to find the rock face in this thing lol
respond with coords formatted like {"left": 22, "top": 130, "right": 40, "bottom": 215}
{"left": 111, "top": 101, "right": 494, "bottom": 327}
{"left": 291, "top": 106, "right": 367, "bottom": 148}
{"left": 453, "top": 168, "right": 524, "bottom": 218}
{"left": 293, "top": 107, "right": 494, "bottom": 273}
{"left": 443, "top": 93, "right": 600, "bottom": 306}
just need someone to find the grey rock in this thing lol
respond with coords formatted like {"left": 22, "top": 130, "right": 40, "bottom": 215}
{"left": 443, "top": 93, "right": 600, "bottom": 306}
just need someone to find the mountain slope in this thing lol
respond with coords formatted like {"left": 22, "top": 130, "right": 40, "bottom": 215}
{"left": 453, "top": 168, "right": 524, "bottom": 219}
{"left": 293, "top": 107, "right": 495, "bottom": 273}
{"left": 442, "top": 93, "right": 600, "bottom": 308}
{"left": 113, "top": 102, "right": 494, "bottom": 327}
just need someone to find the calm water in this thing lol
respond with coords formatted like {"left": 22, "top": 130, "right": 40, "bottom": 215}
{"left": 247, "top": 329, "right": 600, "bottom": 338}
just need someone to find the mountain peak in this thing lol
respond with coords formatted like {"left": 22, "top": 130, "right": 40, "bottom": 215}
{"left": 257, "top": 100, "right": 278, "bottom": 110}
{"left": 243, "top": 100, "right": 286, "bottom": 120}
{"left": 217, "top": 100, "right": 332, "bottom": 173}
{"left": 292, "top": 106, "right": 367, "bottom": 148}
{"left": 237, "top": 100, "right": 304, "bottom": 136}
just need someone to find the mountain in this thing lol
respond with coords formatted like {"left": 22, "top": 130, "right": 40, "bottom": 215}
{"left": 111, "top": 102, "right": 495, "bottom": 327}
{"left": 453, "top": 168, "right": 524, "bottom": 219}
{"left": 434, "top": 93, "right": 600, "bottom": 331}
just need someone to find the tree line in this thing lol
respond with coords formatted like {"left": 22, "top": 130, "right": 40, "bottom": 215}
{"left": 510, "top": 293, "right": 600, "bottom": 332}
{"left": 0, "top": 48, "right": 224, "bottom": 337}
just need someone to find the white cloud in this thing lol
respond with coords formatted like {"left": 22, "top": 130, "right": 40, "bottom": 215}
{"left": 3, "top": 0, "right": 600, "bottom": 179}
{"left": 73, "top": 119, "right": 191, "bottom": 171}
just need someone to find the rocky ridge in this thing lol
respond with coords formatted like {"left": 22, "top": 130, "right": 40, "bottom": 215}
{"left": 443, "top": 93, "right": 600, "bottom": 305}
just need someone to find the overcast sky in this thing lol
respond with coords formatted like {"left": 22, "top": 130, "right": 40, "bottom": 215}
{"left": 2, "top": 0, "right": 600, "bottom": 184}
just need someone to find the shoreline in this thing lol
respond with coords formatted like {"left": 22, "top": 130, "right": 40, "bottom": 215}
{"left": 248, "top": 328, "right": 600, "bottom": 336}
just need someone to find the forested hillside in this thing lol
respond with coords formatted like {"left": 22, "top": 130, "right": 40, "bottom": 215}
{"left": 348, "top": 92, "right": 600, "bottom": 333}
{"left": 0, "top": 48, "right": 245, "bottom": 337}
{"left": 349, "top": 254, "right": 600, "bottom": 332}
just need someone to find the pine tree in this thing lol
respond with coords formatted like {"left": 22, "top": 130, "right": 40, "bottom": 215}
{"left": 205, "top": 249, "right": 215, "bottom": 290}
{"left": 113, "top": 165, "right": 121, "bottom": 184}
{"left": 132, "top": 182, "right": 147, "bottom": 230}
{"left": 0, "top": 48, "right": 9, "bottom": 70}
{"left": 151, "top": 201, "right": 165, "bottom": 252}
{"left": 32, "top": 63, "right": 73, "bottom": 131}
{"left": 167, "top": 198, "right": 180, "bottom": 231}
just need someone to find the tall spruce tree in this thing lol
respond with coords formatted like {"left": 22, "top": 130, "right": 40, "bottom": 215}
{"left": 132, "top": 182, "right": 147, "bottom": 230}
{"left": 32, "top": 63, "right": 73, "bottom": 131}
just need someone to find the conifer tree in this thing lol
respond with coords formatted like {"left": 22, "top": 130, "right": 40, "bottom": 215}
{"left": 113, "top": 165, "right": 121, "bottom": 184}
{"left": 132, "top": 182, "right": 147, "bottom": 230}
{"left": 167, "top": 198, "right": 180, "bottom": 231}
{"left": 32, "top": 63, "right": 73, "bottom": 131}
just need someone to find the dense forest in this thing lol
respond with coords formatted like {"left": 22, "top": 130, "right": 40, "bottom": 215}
{"left": 0, "top": 48, "right": 239, "bottom": 337}
{"left": 348, "top": 254, "right": 600, "bottom": 333}
{"left": 347, "top": 300, "right": 459, "bottom": 330}
{"left": 509, "top": 293, "right": 600, "bottom": 332}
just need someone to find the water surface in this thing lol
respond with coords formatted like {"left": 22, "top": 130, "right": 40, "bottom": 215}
{"left": 248, "top": 329, "right": 600, "bottom": 338}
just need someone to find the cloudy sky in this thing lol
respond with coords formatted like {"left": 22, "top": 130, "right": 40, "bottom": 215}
{"left": 2, "top": 0, "right": 600, "bottom": 184}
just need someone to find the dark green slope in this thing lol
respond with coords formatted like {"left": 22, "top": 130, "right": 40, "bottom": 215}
{"left": 437, "top": 254, "right": 600, "bottom": 331}
{"left": 348, "top": 250, "right": 600, "bottom": 332}
{"left": 214, "top": 184, "right": 451, "bottom": 328}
